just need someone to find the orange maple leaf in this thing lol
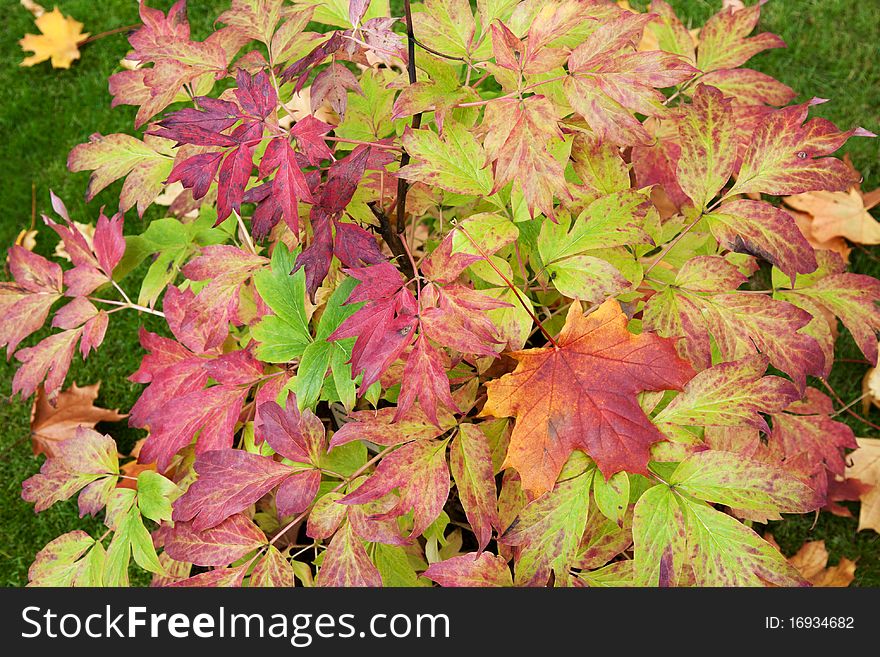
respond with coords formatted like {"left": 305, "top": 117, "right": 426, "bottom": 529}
{"left": 483, "top": 299, "right": 695, "bottom": 496}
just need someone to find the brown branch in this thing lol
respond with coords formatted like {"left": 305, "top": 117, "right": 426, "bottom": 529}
{"left": 395, "top": 0, "right": 423, "bottom": 235}
{"left": 369, "top": 203, "right": 414, "bottom": 279}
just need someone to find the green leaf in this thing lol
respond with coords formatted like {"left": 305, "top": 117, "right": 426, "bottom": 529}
{"left": 373, "top": 544, "right": 425, "bottom": 587}
{"left": 136, "top": 471, "right": 179, "bottom": 523}
{"left": 668, "top": 450, "right": 822, "bottom": 514}
{"left": 290, "top": 341, "right": 333, "bottom": 410}
{"left": 578, "top": 560, "right": 634, "bottom": 587}
{"left": 414, "top": 0, "right": 483, "bottom": 60}
{"left": 398, "top": 122, "right": 494, "bottom": 196}
{"left": 122, "top": 507, "right": 165, "bottom": 574}
{"left": 682, "top": 498, "right": 804, "bottom": 586}
{"left": 675, "top": 85, "right": 736, "bottom": 209}
{"left": 537, "top": 191, "right": 652, "bottom": 265}
{"left": 632, "top": 484, "right": 687, "bottom": 586}
{"left": 321, "top": 440, "right": 368, "bottom": 477}
{"left": 316, "top": 277, "right": 359, "bottom": 340}
{"left": 593, "top": 471, "right": 630, "bottom": 526}
{"left": 633, "top": 483, "right": 807, "bottom": 586}
{"left": 73, "top": 541, "right": 106, "bottom": 587}
{"left": 27, "top": 531, "right": 96, "bottom": 587}
{"left": 499, "top": 466, "right": 594, "bottom": 586}
{"left": 104, "top": 530, "right": 131, "bottom": 587}
{"left": 329, "top": 343, "right": 356, "bottom": 411}
{"left": 654, "top": 355, "right": 797, "bottom": 431}
{"left": 253, "top": 244, "right": 311, "bottom": 362}
{"left": 546, "top": 254, "right": 629, "bottom": 303}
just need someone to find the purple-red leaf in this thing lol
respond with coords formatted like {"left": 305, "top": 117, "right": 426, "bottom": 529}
{"left": 340, "top": 439, "right": 451, "bottom": 539}
{"left": 172, "top": 449, "right": 294, "bottom": 530}
{"left": 165, "top": 514, "right": 266, "bottom": 567}
{"left": 424, "top": 552, "right": 512, "bottom": 587}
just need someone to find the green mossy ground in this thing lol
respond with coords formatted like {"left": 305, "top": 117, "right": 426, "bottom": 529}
{"left": 0, "top": 0, "right": 877, "bottom": 586}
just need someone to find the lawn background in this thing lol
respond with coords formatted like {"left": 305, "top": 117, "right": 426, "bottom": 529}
{"left": 0, "top": 0, "right": 878, "bottom": 586}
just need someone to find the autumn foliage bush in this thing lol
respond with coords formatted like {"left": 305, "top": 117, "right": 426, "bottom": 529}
{"left": 6, "top": 0, "right": 878, "bottom": 587}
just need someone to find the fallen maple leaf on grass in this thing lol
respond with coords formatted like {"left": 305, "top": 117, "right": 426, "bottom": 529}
{"left": 19, "top": 5, "right": 89, "bottom": 69}
{"left": 777, "top": 538, "right": 856, "bottom": 587}
{"left": 30, "top": 382, "right": 126, "bottom": 457}
{"left": 784, "top": 160, "right": 880, "bottom": 258}
{"left": 483, "top": 298, "right": 695, "bottom": 496}
{"left": 847, "top": 437, "right": 880, "bottom": 533}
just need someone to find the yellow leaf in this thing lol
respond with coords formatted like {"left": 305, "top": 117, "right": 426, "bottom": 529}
{"left": 19, "top": 7, "right": 88, "bottom": 69}
{"left": 14, "top": 228, "right": 38, "bottom": 251}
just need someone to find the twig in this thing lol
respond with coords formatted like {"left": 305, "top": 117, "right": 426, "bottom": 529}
{"left": 395, "top": 0, "right": 423, "bottom": 235}
{"left": 78, "top": 24, "right": 140, "bottom": 45}
{"left": 455, "top": 75, "right": 568, "bottom": 108}
{"left": 368, "top": 203, "right": 414, "bottom": 279}
{"left": 324, "top": 135, "right": 401, "bottom": 151}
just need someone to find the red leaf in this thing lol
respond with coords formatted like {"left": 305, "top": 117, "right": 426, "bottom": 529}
{"left": 203, "top": 349, "right": 264, "bottom": 386}
{"left": 0, "top": 247, "right": 62, "bottom": 356}
{"left": 280, "top": 32, "right": 344, "bottom": 90}
{"left": 419, "top": 284, "right": 507, "bottom": 357}
{"left": 319, "top": 146, "right": 370, "bottom": 214}
{"left": 216, "top": 142, "right": 255, "bottom": 223}
{"left": 276, "top": 469, "right": 321, "bottom": 516}
{"left": 424, "top": 552, "right": 512, "bottom": 587}
{"left": 93, "top": 211, "right": 125, "bottom": 276}
{"left": 233, "top": 69, "right": 277, "bottom": 119}
{"left": 255, "top": 398, "right": 325, "bottom": 464}
{"left": 259, "top": 137, "right": 314, "bottom": 232}
{"left": 317, "top": 522, "right": 381, "bottom": 587}
{"left": 290, "top": 115, "right": 333, "bottom": 166}
{"left": 450, "top": 424, "right": 499, "bottom": 551}
{"left": 172, "top": 449, "right": 294, "bottom": 530}
{"left": 310, "top": 63, "right": 362, "bottom": 119}
{"left": 395, "top": 335, "right": 458, "bottom": 426}
{"left": 167, "top": 151, "right": 224, "bottom": 199}
{"left": 139, "top": 385, "right": 250, "bottom": 470}
{"left": 165, "top": 514, "right": 266, "bottom": 567}
{"left": 332, "top": 220, "right": 385, "bottom": 269}
{"left": 296, "top": 206, "right": 334, "bottom": 298}
{"left": 13, "top": 329, "right": 83, "bottom": 400}
{"left": 329, "top": 264, "right": 419, "bottom": 390}
{"left": 340, "top": 439, "right": 450, "bottom": 539}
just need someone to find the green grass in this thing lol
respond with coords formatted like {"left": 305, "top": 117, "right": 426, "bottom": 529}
{"left": 0, "top": 0, "right": 878, "bottom": 586}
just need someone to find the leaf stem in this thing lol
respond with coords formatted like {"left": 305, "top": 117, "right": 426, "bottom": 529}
{"left": 454, "top": 222, "right": 559, "bottom": 347}
{"left": 234, "top": 209, "right": 257, "bottom": 255}
{"left": 269, "top": 445, "right": 398, "bottom": 546}
{"left": 819, "top": 378, "right": 880, "bottom": 431}
{"left": 323, "top": 135, "right": 401, "bottom": 151}
{"left": 642, "top": 214, "right": 704, "bottom": 278}
{"left": 78, "top": 24, "right": 140, "bottom": 46}
{"left": 89, "top": 297, "right": 165, "bottom": 318}
{"left": 456, "top": 75, "right": 568, "bottom": 108}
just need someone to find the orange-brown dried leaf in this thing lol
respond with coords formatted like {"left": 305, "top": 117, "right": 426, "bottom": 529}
{"left": 30, "top": 382, "right": 126, "bottom": 458}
